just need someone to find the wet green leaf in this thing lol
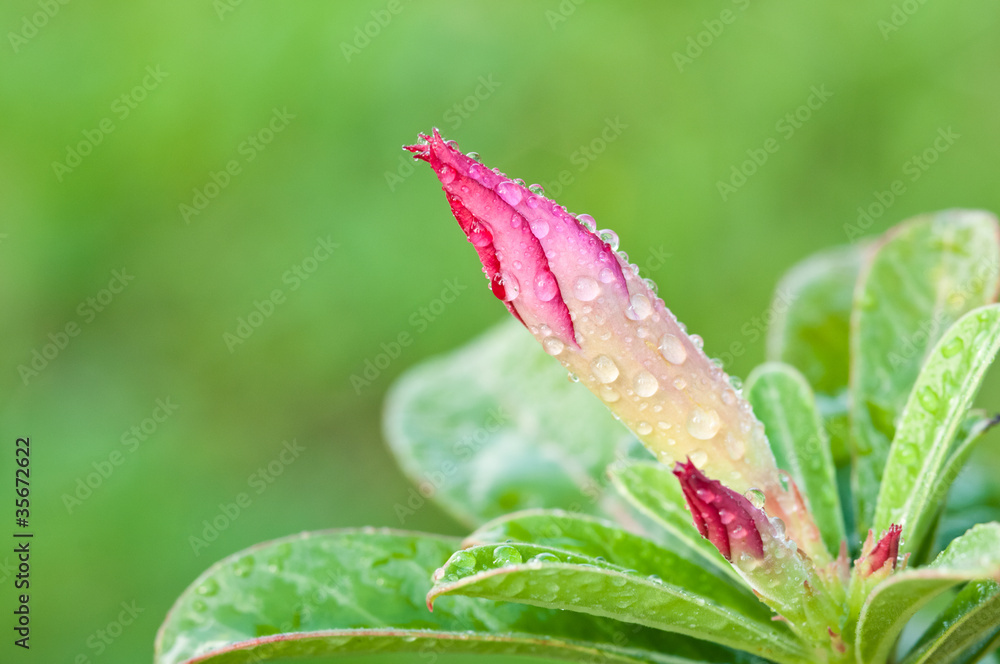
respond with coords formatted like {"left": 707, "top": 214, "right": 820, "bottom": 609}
{"left": 901, "top": 579, "right": 1000, "bottom": 664}
{"left": 429, "top": 541, "right": 809, "bottom": 664}
{"left": 873, "top": 305, "right": 1000, "bottom": 555}
{"left": 155, "top": 529, "right": 753, "bottom": 664}
{"left": 745, "top": 362, "right": 846, "bottom": 556}
{"left": 849, "top": 210, "right": 1000, "bottom": 536}
{"left": 384, "top": 320, "right": 635, "bottom": 526}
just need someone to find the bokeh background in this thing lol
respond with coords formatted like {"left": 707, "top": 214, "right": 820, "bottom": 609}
{"left": 3, "top": 1, "right": 1000, "bottom": 662}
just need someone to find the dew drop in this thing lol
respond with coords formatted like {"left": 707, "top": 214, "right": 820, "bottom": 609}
{"left": 591, "top": 355, "right": 620, "bottom": 383}
{"left": 529, "top": 217, "right": 550, "bottom": 239}
{"left": 636, "top": 421, "right": 653, "bottom": 435}
{"left": 531, "top": 270, "right": 558, "bottom": 302}
{"left": 728, "top": 376, "right": 743, "bottom": 391}
{"left": 567, "top": 372, "right": 580, "bottom": 383}
{"left": 600, "top": 385, "right": 621, "bottom": 402}
{"left": 529, "top": 183, "right": 545, "bottom": 195}
{"left": 233, "top": 555, "right": 255, "bottom": 578}
{"left": 643, "top": 277, "right": 659, "bottom": 294}
{"left": 673, "top": 378, "right": 687, "bottom": 390}
{"left": 529, "top": 552, "right": 560, "bottom": 564}
{"left": 696, "top": 487, "right": 716, "bottom": 503}
{"left": 744, "top": 488, "right": 766, "bottom": 509}
{"left": 687, "top": 406, "right": 721, "bottom": 440}
{"left": 510, "top": 213, "right": 525, "bottom": 229}
{"left": 543, "top": 337, "right": 564, "bottom": 356}
{"left": 690, "top": 450, "right": 708, "bottom": 468}
{"left": 598, "top": 267, "right": 616, "bottom": 283}
{"left": 731, "top": 525, "right": 747, "bottom": 539}
{"left": 496, "top": 181, "right": 523, "bottom": 206}
{"left": 941, "top": 336, "right": 964, "bottom": 358}
{"left": 724, "top": 434, "right": 746, "bottom": 460}
{"left": 466, "top": 151, "right": 481, "bottom": 161}
{"left": 526, "top": 196, "right": 541, "bottom": 209}
{"left": 918, "top": 386, "right": 941, "bottom": 413}
{"left": 492, "top": 545, "right": 522, "bottom": 567}
{"left": 634, "top": 371, "right": 660, "bottom": 397}
{"left": 468, "top": 221, "right": 493, "bottom": 247}
{"left": 437, "top": 164, "right": 457, "bottom": 184}
{"left": 719, "top": 510, "right": 736, "bottom": 525}
{"left": 690, "top": 334, "right": 704, "bottom": 349}
{"left": 577, "top": 214, "right": 597, "bottom": 232}
{"left": 450, "top": 549, "right": 478, "bottom": 574}
{"left": 626, "top": 293, "right": 653, "bottom": 320}
{"left": 659, "top": 334, "right": 688, "bottom": 365}
{"left": 196, "top": 578, "right": 219, "bottom": 596}
{"left": 598, "top": 229, "right": 620, "bottom": 250}
{"left": 574, "top": 276, "right": 601, "bottom": 301}
{"left": 491, "top": 272, "right": 519, "bottom": 301}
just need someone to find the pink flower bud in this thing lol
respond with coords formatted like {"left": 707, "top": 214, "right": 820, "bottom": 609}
{"left": 856, "top": 524, "right": 902, "bottom": 577}
{"left": 673, "top": 459, "right": 767, "bottom": 561}
{"left": 407, "top": 130, "right": 827, "bottom": 560}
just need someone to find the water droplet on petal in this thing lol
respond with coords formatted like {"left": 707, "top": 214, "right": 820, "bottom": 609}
{"left": 534, "top": 270, "right": 559, "bottom": 301}
{"left": 437, "top": 164, "right": 456, "bottom": 184}
{"left": 529, "top": 183, "right": 545, "bottom": 195}
{"left": 591, "top": 355, "right": 620, "bottom": 383}
{"left": 659, "top": 334, "right": 687, "bottom": 365}
{"left": 510, "top": 213, "right": 524, "bottom": 229}
{"left": 529, "top": 217, "right": 550, "bottom": 239}
{"left": 567, "top": 372, "right": 580, "bottom": 383}
{"left": 634, "top": 371, "right": 659, "bottom": 397}
{"left": 468, "top": 221, "right": 493, "bottom": 247}
{"left": 636, "top": 421, "right": 653, "bottom": 435}
{"left": 745, "top": 488, "right": 766, "bottom": 509}
{"left": 466, "top": 151, "right": 480, "bottom": 161}
{"left": 543, "top": 337, "right": 564, "bottom": 355}
{"left": 696, "top": 487, "right": 715, "bottom": 502}
{"left": 690, "top": 450, "right": 708, "bottom": 468}
{"left": 643, "top": 277, "right": 659, "bottom": 294}
{"left": 600, "top": 385, "right": 620, "bottom": 402}
{"left": 598, "top": 229, "right": 620, "bottom": 250}
{"left": 491, "top": 272, "right": 519, "bottom": 301}
{"left": 673, "top": 378, "right": 687, "bottom": 390}
{"left": 690, "top": 334, "right": 704, "bottom": 349}
{"left": 626, "top": 293, "right": 653, "bottom": 320}
{"left": 526, "top": 196, "right": 541, "bottom": 209}
{"left": 687, "top": 407, "right": 721, "bottom": 440}
{"left": 574, "top": 277, "right": 601, "bottom": 301}
{"left": 720, "top": 510, "right": 736, "bottom": 525}
{"left": 577, "top": 214, "right": 597, "bottom": 232}
{"left": 598, "top": 267, "right": 616, "bottom": 283}
{"left": 497, "top": 181, "right": 523, "bottom": 206}
{"left": 492, "top": 545, "right": 522, "bottom": 567}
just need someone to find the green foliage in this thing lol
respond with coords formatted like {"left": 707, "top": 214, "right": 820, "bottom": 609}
{"left": 162, "top": 210, "right": 1000, "bottom": 664}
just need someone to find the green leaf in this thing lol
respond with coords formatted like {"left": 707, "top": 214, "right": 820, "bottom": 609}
{"left": 466, "top": 509, "right": 761, "bottom": 613}
{"left": 745, "top": 362, "right": 846, "bottom": 557}
{"left": 384, "top": 320, "right": 635, "bottom": 526}
{"left": 607, "top": 460, "right": 743, "bottom": 585}
{"left": 901, "top": 579, "right": 1000, "bottom": 664}
{"left": 155, "top": 529, "right": 753, "bottom": 664}
{"left": 873, "top": 305, "right": 1000, "bottom": 555}
{"left": 855, "top": 522, "right": 1000, "bottom": 664}
{"left": 767, "top": 243, "right": 867, "bottom": 396}
{"left": 850, "top": 210, "right": 1000, "bottom": 536}
{"left": 429, "top": 542, "right": 810, "bottom": 664}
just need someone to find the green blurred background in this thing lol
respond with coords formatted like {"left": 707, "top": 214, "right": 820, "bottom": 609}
{"left": 2, "top": 1, "right": 1000, "bottom": 662}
